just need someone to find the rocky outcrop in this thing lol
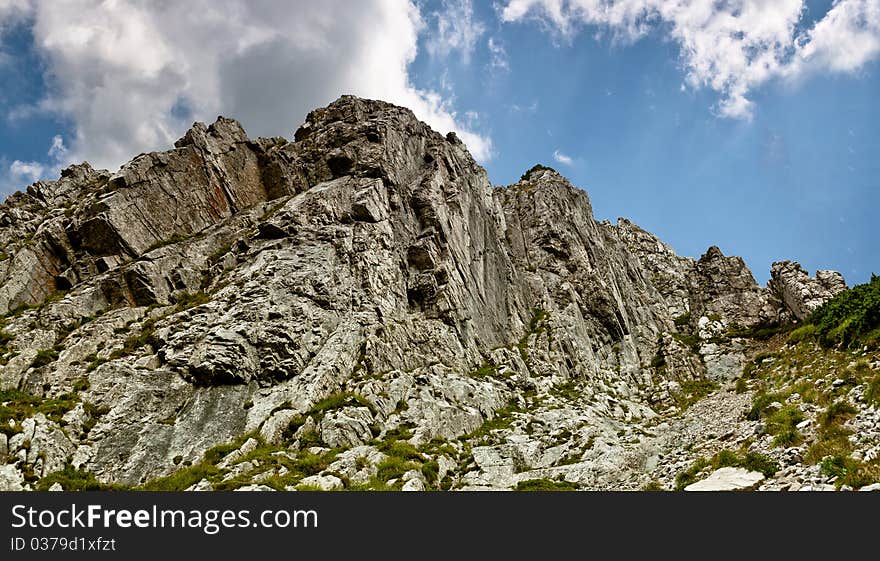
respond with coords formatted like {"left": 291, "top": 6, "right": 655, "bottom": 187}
{"left": 769, "top": 261, "right": 847, "bottom": 321}
{"left": 0, "top": 96, "right": 853, "bottom": 491}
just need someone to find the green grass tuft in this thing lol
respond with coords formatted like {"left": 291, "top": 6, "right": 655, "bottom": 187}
{"left": 514, "top": 478, "right": 579, "bottom": 491}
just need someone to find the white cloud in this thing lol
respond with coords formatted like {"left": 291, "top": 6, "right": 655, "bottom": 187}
{"left": 8, "top": 159, "right": 43, "bottom": 182}
{"left": 0, "top": 0, "right": 491, "bottom": 175}
{"left": 500, "top": 0, "right": 880, "bottom": 120}
{"left": 426, "top": 0, "right": 486, "bottom": 63}
{"left": 2, "top": 133, "right": 69, "bottom": 193}
{"left": 794, "top": 0, "right": 880, "bottom": 73}
{"left": 487, "top": 36, "right": 510, "bottom": 70}
{"left": 47, "top": 134, "right": 66, "bottom": 160}
{"left": 553, "top": 149, "right": 573, "bottom": 165}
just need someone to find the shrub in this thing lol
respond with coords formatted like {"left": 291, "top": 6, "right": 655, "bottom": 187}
{"left": 375, "top": 456, "right": 416, "bottom": 483}
{"left": 727, "top": 322, "right": 789, "bottom": 340}
{"left": 420, "top": 461, "right": 439, "bottom": 485}
{"left": 519, "top": 164, "right": 558, "bottom": 181}
{"left": 650, "top": 353, "right": 666, "bottom": 369}
{"left": 671, "top": 332, "right": 701, "bottom": 352}
{"left": 766, "top": 405, "right": 804, "bottom": 447}
{"left": 809, "top": 274, "right": 880, "bottom": 348}
{"left": 819, "top": 455, "right": 880, "bottom": 489}
{"left": 673, "top": 313, "right": 691, "bottom": 328}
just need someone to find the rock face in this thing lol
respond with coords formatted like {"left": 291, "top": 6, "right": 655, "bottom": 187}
{"left": 0, "top": 96, "right": 853, "bottom": 491}
{"left": 769, "top": 261, "right": 847, "bottom": 321}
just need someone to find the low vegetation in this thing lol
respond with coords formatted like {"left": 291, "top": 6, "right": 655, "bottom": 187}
{"left": 36, "top": 463, "right": 126, "bottom": 491}
{"left": 514, "top": 478, "right": 579, "bottom": 491}
{"left": 0, "top": 388, "right": 79, "bottom": 437}
{"left": 519, "top": 164, "right": 558, "bottom": 181}
{"left": 789, "top": 275, "right": 880, "bottom": 349}
{"left": 144, "top": 232, "right": 193, "bottom": 253}
{"left": 744, "top": 322, "right": 880, "bottom": 488}
{"left": 671, "top": 378, "right": 718, "bottom": 411}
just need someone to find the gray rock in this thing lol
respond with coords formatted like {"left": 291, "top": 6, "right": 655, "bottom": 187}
{"left": 298, "top": 474, "right": 344, "bottom": 491}
{"left": 260, "top": 410, "right": 299, "bottom": 446}
{"left": 233, "top": 485, "right": 275, "bottom": 492}
{"left": 684, "top": 467, "right": 765, "bottom": 491}
{"left": 185, "top": 479, "right": 214, "bottom": 491}
{"left": 402, "top": 478, "right": 426, "bottom": 491}
{"left": 769, "top": 261, "right": 847, "bottom": 321}
{"left": 218, "top": 438, "right": 259, "bottom": 469}
{"left": 0, "top": 464, "right": 24, "bottom": 491}
{"left": 0, "top": 95, "right": 853, "bottom": 493}
{"left": 319, "top": 407, "right": 375, "bottom": 449}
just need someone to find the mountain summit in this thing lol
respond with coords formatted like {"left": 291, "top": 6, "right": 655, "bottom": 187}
{"left": 2, "top": 96, "right": 876, "bottom": 492}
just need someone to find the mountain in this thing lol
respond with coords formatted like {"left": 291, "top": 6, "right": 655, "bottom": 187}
{"left": 1, "top": 96, "right": 877, "bottom": 492}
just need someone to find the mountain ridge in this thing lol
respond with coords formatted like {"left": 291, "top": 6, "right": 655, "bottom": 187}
{"left": 2, "top": 95, "right": 875, "bottom": 492}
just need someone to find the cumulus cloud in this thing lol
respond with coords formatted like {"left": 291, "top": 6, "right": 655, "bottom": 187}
{"left": 500, "top": 0, "right": 880, "bottom": 120}
{"left": 0, "top": 0, "right": 491, "bottom": 174}
{"left": 552, "top": 149, "right": 573, "bottom": 165}
{"left": 795, "top": 0, "right": 880, "bottom": 73}
{"left": 8, "top": 159, "right": 43, "bottom": 182}
{"left": 426, "top": 0, "right": 486, "bottom": 63}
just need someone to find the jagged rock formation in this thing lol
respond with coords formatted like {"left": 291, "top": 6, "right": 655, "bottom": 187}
{"left": 0, "top": 96, "right": 864, "bottom": 491}
{"left": 768, "top": 261, "right": 847, "bottom": 321}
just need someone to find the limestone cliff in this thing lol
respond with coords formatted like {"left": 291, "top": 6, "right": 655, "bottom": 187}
{"left": 0, "top": 96, "right": 864, "bottom": 492}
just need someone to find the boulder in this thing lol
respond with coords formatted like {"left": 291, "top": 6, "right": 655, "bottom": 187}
{"left": 684, "top": 467, "right": 765, "bottom": 491}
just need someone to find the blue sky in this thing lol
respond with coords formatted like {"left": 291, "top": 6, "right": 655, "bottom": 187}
{"left": 0, "top": 0, "right": 877, "bottom": 285}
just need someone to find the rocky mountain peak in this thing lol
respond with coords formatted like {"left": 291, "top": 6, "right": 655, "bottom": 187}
{"left": 174, "top": 115, "right": 250, "bottom": 150}
{"left": 1, "top": 96, "right": 865, "bottom": 493}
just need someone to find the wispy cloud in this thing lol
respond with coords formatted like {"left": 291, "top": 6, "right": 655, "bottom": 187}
{"left": 487, "top": 36, "right": 509, "bottom": 70}
{"left": 426, "top": 0, "right": 486, "bottom": 64}
{"left": 500, "top": 0, "right": 880, "bottom": 121}
{"left": 553, "top": 149, "right": 573, "bottom": 165}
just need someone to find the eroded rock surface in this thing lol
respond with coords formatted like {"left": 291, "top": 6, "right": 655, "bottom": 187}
{"left": 0, "top": 96, "right": 856, "bottom": 491}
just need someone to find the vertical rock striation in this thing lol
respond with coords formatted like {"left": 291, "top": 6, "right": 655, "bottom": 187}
{"left": 0, "top": 96, "right": 849, "bottom": 489}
